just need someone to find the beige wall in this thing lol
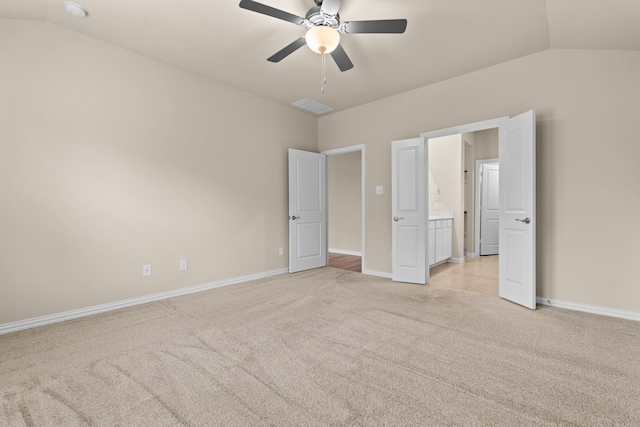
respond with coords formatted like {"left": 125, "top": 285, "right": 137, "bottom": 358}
{"left": 318, "top": 49, "right": 640, "bottom": 312}
{"left": 0, "top": 20, "right": 317, "bottom": 324}
{"left": 429, "top": 135, "right": 464, "bottom": 258}
{"left": 327, "top": 151, "right": 362, "bottom": 253}
{"left": 2, "top": 20, "right": 639, "bottom": 324}
{"left": 474, "top": 128, "right": 499, "bottom": 160}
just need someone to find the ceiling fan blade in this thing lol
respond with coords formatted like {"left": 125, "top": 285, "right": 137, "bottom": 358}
{"left": 239, "top": 0, "right": 304, "bottom": 25}
{"left": 320, "top": 0, "right": 343, "bottom": 16}
{"left": 267, "top": 37, "right": 307, "bottom": 62}
{"left": 343, "top": 19, "right": 408, "bottom": 34}
{"left": 330, "top": 43, "right": 354, "bottom": 72}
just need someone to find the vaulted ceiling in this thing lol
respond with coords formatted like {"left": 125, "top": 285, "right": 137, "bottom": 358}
{"left": 2, "top": 0, "right": 639, "bottom": 113}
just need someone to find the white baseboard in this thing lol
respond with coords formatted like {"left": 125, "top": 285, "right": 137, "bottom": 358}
{"left": 6, "top": 269, "right": 636, "bottom": 336}
{"left": 448, "top": 257, "right": 465, "bottom": 264}
{"left": 362, "top": 274, "right": 639, "bottom": 322}
{"left": 328, "top": 248, "right": 362, "bottom": 257}
{"left": 0, "top": 268, "right": 289, "bottom": 335}
{"left": 363, "top": 269, "right": 392, "bottom": 279}
{"left": 466, "top": 252, "right": 477, "bottom": 258}
{"left": 537, "top": 297, "right": 640, "bottom": 322}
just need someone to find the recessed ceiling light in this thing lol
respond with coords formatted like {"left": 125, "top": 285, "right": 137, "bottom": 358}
{"left": 64, "top": 2, "right": 88, "bottom": 17}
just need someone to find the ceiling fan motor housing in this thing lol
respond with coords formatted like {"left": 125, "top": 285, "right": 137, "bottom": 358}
{"left": 305, "top": 6, "right": 340, "bottom": 29}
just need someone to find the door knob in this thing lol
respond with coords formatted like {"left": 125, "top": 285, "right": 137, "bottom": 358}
{"left": 515, "top": 217, "right": 531, "bottom": 224}
{"left": 290, "top": 215, "right": 300, "bottom": 220}
{"left": 393, "top": 217, "right": 404, "bottom": 222}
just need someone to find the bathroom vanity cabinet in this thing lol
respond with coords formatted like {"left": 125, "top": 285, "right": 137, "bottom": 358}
{"left": 428, "top": 215, "right": 453, "bottom": 267}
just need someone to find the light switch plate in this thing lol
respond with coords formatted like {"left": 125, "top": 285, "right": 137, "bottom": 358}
{"left": 376, "top": 186, "right": 383, "bottom": 195}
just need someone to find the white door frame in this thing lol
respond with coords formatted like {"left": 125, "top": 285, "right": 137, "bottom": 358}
{"left": 321, "top": 144, "right": 366, "bottom": 274}
{"left": 475, "top": 158, "right": 499, "bottom": 256}
{"left": 420, "top": 114, "right": 537, "bottom": 309}
{"left": 420, "top": 116, "right": 509, "bottom": 268}
{"left": 420, "top": 117, "right": 510, "bottom": 140}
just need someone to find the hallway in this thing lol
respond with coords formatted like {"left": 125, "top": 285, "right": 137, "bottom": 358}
{"left": 328, "top": 252, "right": 361, "bottom": 273}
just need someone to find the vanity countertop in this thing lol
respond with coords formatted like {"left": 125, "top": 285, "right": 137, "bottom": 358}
{"left": 428, "top": 212, "right": 454, "bottom": 220}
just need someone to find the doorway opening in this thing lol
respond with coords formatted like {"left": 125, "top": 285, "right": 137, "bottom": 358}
{"left": 419, "top": 117, "right": 508, "bottom": 291}
{"left": 428, "top": 129, "right": 500, "bottom": 295}
{"left": 322, "top": 145, "right": 365, "bottom": 273}
{"left": 429, "top": 256, "right": 499, "bottom": 296}
{"left": 392, "top": 111, "right": 535, "bottom": 308}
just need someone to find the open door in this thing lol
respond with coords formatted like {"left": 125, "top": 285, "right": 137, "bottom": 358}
{"left": 499, "top": 110, "right": 536, "bottom": 309}
{"left": 480, "top": 162, "right": 500, "bottom": 256}
{"left": 391, "top": 138, "right": 427, "bottom": 284}
{"left": 288, "top": 149, "right": 327, "bottom": 273}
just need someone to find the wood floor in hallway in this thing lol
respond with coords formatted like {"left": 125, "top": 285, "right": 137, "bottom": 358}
{"left": 328, "top": 252, "right": 361, "bottom": 273}
{"left": 429, "top": 255, "right": 499, "bottom": 296}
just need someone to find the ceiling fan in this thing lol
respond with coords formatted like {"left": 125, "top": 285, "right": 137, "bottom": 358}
{"left": 239, "top": 0, "right": 408, "bottom": 72}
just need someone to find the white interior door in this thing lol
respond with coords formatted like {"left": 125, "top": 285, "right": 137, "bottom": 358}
{"left": 499, "top": 110, "right": 536, "bottom": 309}
{"left": 288, "top": 149, "right": 327, "bottom": 273}
{"left": 480, "top": 163, "right": 500, "bottom": 255}
{"left": 391, "top": 138, "right": 427, "bottom": 284}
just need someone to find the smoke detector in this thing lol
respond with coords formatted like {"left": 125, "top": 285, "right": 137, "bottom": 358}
{"left": 64, "top": 2, "right": 88, "bottom": 17}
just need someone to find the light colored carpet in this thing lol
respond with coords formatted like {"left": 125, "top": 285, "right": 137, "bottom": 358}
{"left": 1, "top": 268, "right": 639, "bottom": 426}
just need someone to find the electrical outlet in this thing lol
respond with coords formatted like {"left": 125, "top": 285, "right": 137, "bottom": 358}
{"left": 279, "top": 247, "right": 284, "bottom": 256}
{"left": 376, "top": 186, "right": 383, "bottom": 195}
{"left": 143, "top": 264, "right": 152, "bottom": 277}
{"left": 179, "top": 260, "right": 188, "bottom": 271}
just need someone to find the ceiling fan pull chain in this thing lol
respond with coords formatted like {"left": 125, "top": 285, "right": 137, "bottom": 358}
{"left": 321, "top": 53, "right": 327, "bottom": 94}
{"left": 321, "top": 53, "right": 325, "bottom": 94}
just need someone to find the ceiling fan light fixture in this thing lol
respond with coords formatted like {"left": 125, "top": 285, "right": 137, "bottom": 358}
{"left": 64, "top": 1, "right": 88, "bottom": 17}
{"left": 306, "top": 26, "right": 340, "bottom": 54}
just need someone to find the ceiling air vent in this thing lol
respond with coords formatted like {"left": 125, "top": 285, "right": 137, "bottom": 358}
{"left": 292, "top": 99, "right": 333, "bottom": 115}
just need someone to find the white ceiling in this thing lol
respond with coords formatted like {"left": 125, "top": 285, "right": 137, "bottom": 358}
{"left": 1, "top": 0, "right": 639, "bottom": 114}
